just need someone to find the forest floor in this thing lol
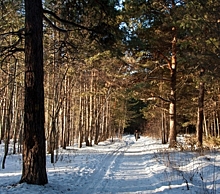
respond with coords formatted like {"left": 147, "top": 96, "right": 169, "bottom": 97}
{"left": 0, "top": 134, "right": 220, "bottom": 193}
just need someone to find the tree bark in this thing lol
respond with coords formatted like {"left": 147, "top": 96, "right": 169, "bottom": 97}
{"left": 20, "top": 0, "right": 48, "bottom": 185}
{"left": 168, "top": 27, "right": 177, "bottom": 148}
{"left": 196, "top": 81, "right": 204, "bottom": 147}
{"left": 2, "top": 62, "right": 15, "bottom": 169}
{"left": 78, "top": 73, "right": 83, "bottom": 148}
{"left": 89, "top": 70, "right": 94, "bottom": 146}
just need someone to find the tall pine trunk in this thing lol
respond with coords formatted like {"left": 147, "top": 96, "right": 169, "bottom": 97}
{"left": 20, "top": 0, "right": 48, "bottom": 185}
{"left": 168, "top": 27, "right": 177, "bottom": 148}
{"left": 2, "top": 61, "right": 15, "bottom": 169}
{"left": 78, "top": 73, "right": 83, "bottom": 148}
{"left": 196, "top": 68, "right": 205, "bottom": 147}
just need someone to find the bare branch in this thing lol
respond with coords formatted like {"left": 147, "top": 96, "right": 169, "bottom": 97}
{"left": 43, "top": 15, "right": 67, "bottom": 33}
{"left": 157, "top": 50, "right": 171, "bottom": 70}
{"left": 43, "top": 9, "right": 95, "bottom": 33}
{"left": 0, "top": 28, "right": 25, "bottom": 37}
{"left": 147, "top": 96, "right": 170, "bottom": 103}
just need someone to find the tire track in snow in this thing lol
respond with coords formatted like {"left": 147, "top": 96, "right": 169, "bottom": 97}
{"left": 94, "top": 136, "right": 166, "bottom": 193}
{"left": 65, "top": 140, "right": 128, "bottom": 189}
{"left": 83, "top": 136, "right": 134, "bottom": 194}
{"left": 72, "top": 135, "right": 168, "bottom": 193}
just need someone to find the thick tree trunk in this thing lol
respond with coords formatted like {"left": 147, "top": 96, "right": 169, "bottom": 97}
{"left": 20, "top": 0, "right": 48, "bottom": 185}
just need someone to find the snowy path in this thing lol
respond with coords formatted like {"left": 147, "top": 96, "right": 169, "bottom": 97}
{"left": 93, "top": 137, "right": 154, "bottom": 193}
{"left": 70, "top": 136, "right": 134, "bottom": 193}
{"left": 1, "top": 135, "right": 220, "bottom": 194}
{"left": 71, "top": 135, "right": 168, "bottom": 194}
{"left": 84, "top": 138, "right": 131, "bottom": 193}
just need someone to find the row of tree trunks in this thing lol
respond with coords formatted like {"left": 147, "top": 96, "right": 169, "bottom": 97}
{"left": 0, "top": 7, "right": 126, "bottom": 170}
{"left": 203, "top": 112, "right": 220, "bottom": 138}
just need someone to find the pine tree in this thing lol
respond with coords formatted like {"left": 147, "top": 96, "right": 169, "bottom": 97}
{"left": 20, "top": 0, "right": 48, "bottom": 185}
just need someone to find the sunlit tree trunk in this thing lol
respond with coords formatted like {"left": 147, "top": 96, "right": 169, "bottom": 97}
{"left": 217, "top": 116, "right": 220, "bottom": 138}
{"left": 12, "top": 85, "right": 18, "bottom": 155}
{"left": 78, "top": 73, "right": 83, "bottom": 148}
{"left": 213, "top": 112, "right": 217, "bottom": 137}
{"left": 94, "top": 95, "right": 101, "bottom": 145}
{"left": 203, "top": 113, "right": 208, "bottom": 137}
{"left": 84, "top": 76, "right": 90, "bottom": 146}
{"left": 100, "top": 97, "right": 105, "bottom": 141}
{"left": 169, "top": 27, "right": 177, "bottom": 148}
{"left": 45, "top": 72, "right": 50, "bottom": 146}
{"left": 65, "top": 76, "right": 71, "bottom": 146}
{"left": 71, "top": 81, "right": 77, "bottom": 146}
{"left": 159, "top": 72, "right": 168, "bottom": 144}
{"left": 61, "top": 77, "right": 67, "bottom": 149}
{"left": 88, "top": 70, "right": 94, "bottom": 146}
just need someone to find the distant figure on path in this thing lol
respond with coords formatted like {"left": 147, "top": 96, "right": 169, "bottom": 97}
{"left": 134, "top": 130, "right": 139, "bottom": 141}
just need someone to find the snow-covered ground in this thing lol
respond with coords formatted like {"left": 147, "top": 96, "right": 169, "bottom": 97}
{"left": 0, "top": 135, "right": 220, "bottom": 194}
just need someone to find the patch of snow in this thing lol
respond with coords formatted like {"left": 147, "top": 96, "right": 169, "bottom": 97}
{"left": 0, "top": 135, "right": 219, "bottom": 194}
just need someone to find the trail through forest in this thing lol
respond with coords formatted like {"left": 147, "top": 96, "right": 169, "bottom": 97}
{"left": 0, "top": 135, "right": 220, "bottom": 193}
{"left": 75, "top": 136, "right": 164, "bottom": 193}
